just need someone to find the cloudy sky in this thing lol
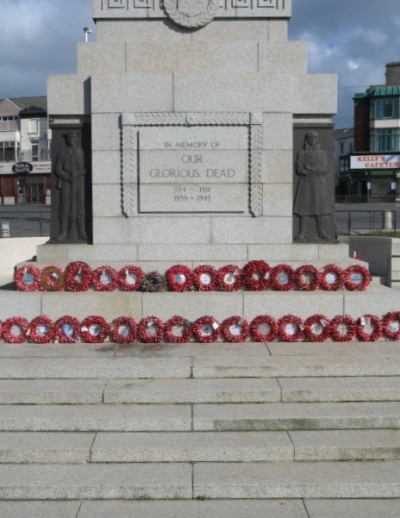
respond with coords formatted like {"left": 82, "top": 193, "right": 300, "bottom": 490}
{"left": 1, "top": 0, "right": 399, "bottom": 128}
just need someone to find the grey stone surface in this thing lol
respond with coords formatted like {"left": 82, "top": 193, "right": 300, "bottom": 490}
{"left": 92, "top": 431, "right": 293, "bottom": 462}
{"left": 37, "top": 243, "right": 139, "bottom": 263}
{"left": 138, "top": 244, "right": 248, "bottom": 262}
{"left": 192, "top": 355, "right": 400, "bottom": 378}
{"left": 78, "top": 500, "right": 308, "bottom": 518}
{"left": 291, "top": 429, "right": 400, "bottom": 461}
{"left": 92, "top": 184, "right": 126, "bottom": 218}
{"left": 280, "top": 377, "right": 400, "bottom": 402}
{"left": 77, "top": 41, "right": 126, "bottom": 75}
{"left": 263, "top": 184, "right": 293, "bottom": 216}
{"left": 0, "top": 380, "right": 105, "bottom": 404}
{"left": 243, "top": 291, "right": 344, "bottom": 320}
{"left": 91, "top": 150, "right": 120, "bottom": 184}
{"left": 0, "top": 502, "right": 81, "bottom": 518}
{"left": 93, "top": 216, "right": 213, "bottom": 245}
{"left": 48, "top": 75, "right": 90, "bottom": 115}
{"left": 248, "top": 243, "right": 320, "bottom": 261}
{"left": 0, "top": 357, "right": 191, "bottom": 379}
{"left": 268, "top": 342, "right": 400, "bottom": 356}
{"left": 0, "top": 404, "right": 191, "bottom": 431}
{"left": 305, "top": 499, "right": 400, "bottom": 518}
{"left": 105, "top": 378, "right": 280, "bottom": 404}
{"left": 292, "top": 74, "right": 337, "bottom": 115}
{"left": 344, "top": 289, "right": 400, "bottom": 317}
{"left": 0, "top": 432, "right": 94, "bottom": 463}
{"left": 91, "top": 113, "right": 120, "bottom": 152}
{"left": 193, "top": 402, "right": 400, "bottom": 431}
{"left": 0, "top": 463, "right": 192, "bottom": 500}
{"left": 262, "top": 113, "right": 293, "bottom": 150}
{"left": 41, "top": 291, "right": 143, "bottom": 321}
{"left": 174, "top": 72, "right": 293, "bottom": 113}
{"left": 142, "top": 291, "right": 243, "bottom": 321}
{"left": 259, "top": 41, "right": 307, "bottom": 74}
{"left": 193, "top": 461, "right": 400, "bottom": 498}
{"left": 114, "top": 342, "right": 270, "bottom": 358}
{"left": 0, "top": 292, "right": 42, "bottom": 320}
{"left": 0, "top": 343, "right": 117, "bottom": 358}
{"left": 91, "top": 73, "right": 173, "bottom": 114}
{"left": 126, "top": 41, "right": 258, "bottom": 74}
{"left": 211, "top": 216, "right": 292, "bottom": 245}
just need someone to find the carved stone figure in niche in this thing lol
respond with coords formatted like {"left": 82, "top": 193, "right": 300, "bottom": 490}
{"left": 54, "top": 132, "right": 87, "bottom": 243}
{"left": 294, "top": 131, "right": 335, "bottom": 242}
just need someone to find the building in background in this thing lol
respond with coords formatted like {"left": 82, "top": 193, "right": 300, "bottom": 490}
{"left": 337, "top": 62, "right": 400, "bottom": 202}
{"left": 0, "top": 97, "right": 51, "bottom": 205}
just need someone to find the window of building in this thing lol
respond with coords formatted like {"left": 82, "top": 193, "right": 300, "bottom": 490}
{"left": 0, "top": 141, "right": 19, "bottom": 161}
{"left": 371, "top": 128, "right": 400, "bottom": 151}
{"left": 339, "top": 142, "right": 344, "bottom": 154}
{"left": 28, "top": 119, "right": 39, "bottom": 134}
{"left": 371, "top": 97, "right": 400, "bottom": 120}
{"left": 31, "top": 140, "right": 39, "bottom": 161}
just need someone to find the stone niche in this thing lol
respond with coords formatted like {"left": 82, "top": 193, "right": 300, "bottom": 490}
{"left": 46, "top": 0, "right": 337, "bottom": 262}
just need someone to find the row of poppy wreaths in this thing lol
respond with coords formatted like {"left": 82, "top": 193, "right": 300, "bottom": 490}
{"left": 14, "top": 261, "right": 371, "bottom": 293}
{"left": 0, "top": 312, "right": 399, "bottom": 345}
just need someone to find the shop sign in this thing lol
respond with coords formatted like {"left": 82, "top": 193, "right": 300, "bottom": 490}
{"left": 350, "top": 154, "right": 400, "bottom": 170}
{"left": 12, "top": 161, "right": 33, "bottom": 174}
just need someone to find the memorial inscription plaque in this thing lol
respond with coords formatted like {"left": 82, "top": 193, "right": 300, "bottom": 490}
{"left": 122, "top": 112, "right": 263, "bottom": 216}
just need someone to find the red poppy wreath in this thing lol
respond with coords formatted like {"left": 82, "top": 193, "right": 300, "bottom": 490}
{"left": 138, "top": 316, "right": 164, "bottom": 343}
{"left": 40, "top": 266, "right": 65, "bottom": 292}
{"left": 270, "top": 264, "right": 296, "bottom": 291}
{"left": 164, "top": 315, "right": 193, "bottom": 343}
{"left": 295, "top": 265, "right": 321, "bottom": 292}
{"left": 277, "top": 315, "right": 304, "bottom": 342}
{"left": 217, "top": 265, "right": 243, "bottom": 292}
{"left": 110, "top": 316, "right": 137, "bottom": 344}
{"left": 2, "top": 316, "right": 29, "bottom": 344}
{"left": 193, "top": 265, "right": 217, "bottom": 291}
{"left": 356, "top": 314, "right": 382, "bottom": 342}
{"left": 118, "top": 266, "right": 144, "bottom": 292}
{"left": 14, "top": 265, "right": 41, "bottom": 292}
{"left": 28, "top": 315, "right": 56, "bottom": 344}
{"left": 80, "top": 315, "right": 109, "bottom": 343}
{"left": 303, "top": 314, "right": 331, "bottom": 342}
{"left": 92, "top": 266, "right": 119, "bottom": 292}
{"left": 221, "top": 316, "right": 250, "bottom": 343}
{"left": 55, "top": 315, "right": 81, "bottom": 344}
{"left": 166, "top": 265, "right": 193, "bottom": 292}
{"left": 64, "top": 262, "right": 93, "bottom": 292}
{"left": 329, "top": 315, "right": 356, "bottom": 342}
{"left": 242, "top": 260, "right": 271, "bottom": 291}
{"left": 192, "top": 316, "right": 221, "bottom": 343}
{"left": 250, "top": 315, "right": 278, "bottom": 342}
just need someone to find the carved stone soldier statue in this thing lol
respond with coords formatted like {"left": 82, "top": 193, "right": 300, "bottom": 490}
{"left": 54, "top": 132, "right": 87, "bottom": 242}
{"left": 294, "top": 131, "right": 335, "bottom": 242}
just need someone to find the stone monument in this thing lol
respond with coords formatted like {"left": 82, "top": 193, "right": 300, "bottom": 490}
{"left": 46, "top": 0, "right": 339, "bottom": 261}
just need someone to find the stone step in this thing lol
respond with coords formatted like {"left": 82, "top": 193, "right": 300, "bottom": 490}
{"left": 1, "top": 461, "right": 400, "bottom": 500}
{"left": 0, "top": 404, "right": 191, "bottom": 432}
{"left": 2, "top": 430, "right": 400, "bottom": 464}
{"left": 3, "top": 499, "right": 400, "bottom": 518}
{"left": 1, "top": 377, "right": 400, "bottom": 405}
{"left": 1, "top": 402, "right": 400, "bottom": 432}
{"left": 193, "top": 461, "right": 400, "bottom": 499}
{"left": 2, "top": 354, "right": 400, "bottom": 379}
{"left": 193, "top": 402, "right": 400, "bottom": 431}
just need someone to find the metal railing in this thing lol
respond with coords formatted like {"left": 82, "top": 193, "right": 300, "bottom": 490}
{"left": 335, "top": 209, "right": 397, "bottom": 235}
{"left": 0, "top": 208, "right": 50, "bottom": 238}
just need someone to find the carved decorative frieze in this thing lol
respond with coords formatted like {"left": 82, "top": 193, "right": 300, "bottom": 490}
{"left": 95, "top": 0, "right": 290, "bottom": 21}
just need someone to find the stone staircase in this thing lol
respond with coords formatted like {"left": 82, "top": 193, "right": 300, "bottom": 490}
{"left": 1, "top": 340, "right": 400, "bottom": 517}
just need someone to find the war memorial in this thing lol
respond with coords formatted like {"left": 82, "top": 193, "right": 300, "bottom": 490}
{"left": 0, "top": 1, "right": 400, "bottom": 515}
